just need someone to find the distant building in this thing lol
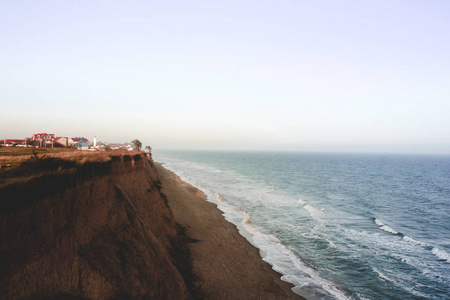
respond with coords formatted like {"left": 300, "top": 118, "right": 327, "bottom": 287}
{"left": 97, "top": 142, "right": 106, "bottom": 150}
{"left": 0, "top": 139, "right": 26, "bottom": 147}
{"left": 72, "top": 138, "right": 90, "bottom": 150}
{"left": 108, "top": 143, "right": 133, "bottom": 151}
{"left": 54, "top": 137, "right": 73, "bottom": 147}
{"left": 32, "top": 133, "right": 55, "bottom": 147}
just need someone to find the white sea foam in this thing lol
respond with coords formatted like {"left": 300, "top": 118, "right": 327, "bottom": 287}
{"left": 373, "top": 220, "right": 442, "bottom": 269}
{"left": 326, "top": 239, "right": 338, "bottom": 248}
{"left": 402, "top": 235, "right": 428, "bottom": 246}
{"left": 275, "top": 243, "right": 350, "bottom": 300}
{"left": 401, "top": 257, "right": 412, "bottom": 264}
{"left": 304, "top": 204, "right": 324, "bottom": 220}
{"left": 374, "top": 219, "right": 384, "bottom": 227}
{"left": 258, "top": 189, "right": 275, "bottom": 205}
{"left": 235, "top": 206, "right": 348, "bottom": 300}
{"left": 295, "top": 228, "right": 305, "bottom": 235}
{"left": 241, "top": 210, "right": 253, "bottom": 226}
{"left": 373, "top": 268, "right": 394, "bottom": 282}
{"left": 380, "top": 225, "right": 399, "bottom": 235}
{"left": 214, "top": 193, "right": 224, "bottom": 204}
{"left": 431, "top": 247, "right": 450, "bottom": 263}
{"left": 297, "top": 198, "right": 325, "bottom": 220}
{"left": 374, "top": 219, "right": 399, "bottom": 235}
{"left": 298, "top": 198, "right": 308, "bottom": 206}
{"left": 374, "top": 220, "right": 434, "bottom": 265}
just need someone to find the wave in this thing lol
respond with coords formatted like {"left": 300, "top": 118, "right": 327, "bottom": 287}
{"left": 374, "top": 218, "right": 384, "bottom": 227}
{"left": 402, "top": 235, "right": 428, "bottom": 246}
{"left": 240, "top": 209, "right": 254, "bottom": 227}
{"left": 227, "top": 203, "right": 348, "bottom": 299}
{"left": 325, "top": 238, "right": 338, "bottom": 248}
{"left": 372, "top": 268, "right": 394, "bottom": 282}
{"left": 374, "top": 219, "right": 428, "bottom": 247}
{"left": 236, "top": 212, "right": 349, "bottom": 300}
{"left": 431, "top": 247, "right": 450, "bottom": 263}
{"left": 298, "top": 198, "right": 308, "bottom": 206}
{"left": 374, "top": 218, "right": 450, "bottom": 267}
{"left": 298, "top": 199, "right": 324, "bottom": 220}
{"left": 374, "top": 219, "right": 399, "bottom": 235}
{"left": 215, "top": 193, "right": 226, "bottom": 204}
{"left": 304, "top": 204, "right": 325, "bottom": 220}
{"left": 258, "top": 189, "right": 275, "bottom": 205}
{"left": 276, "top": 244, "right": 350, "bottom": 300}
{"left": 373, "top": 218, "right": 426, "bottom": 246}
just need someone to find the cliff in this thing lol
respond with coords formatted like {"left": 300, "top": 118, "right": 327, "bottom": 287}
{"left": 0, "top": 152, "right": 195, "bottom": 299}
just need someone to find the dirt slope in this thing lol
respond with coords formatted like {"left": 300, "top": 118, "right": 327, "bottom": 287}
{"left": 0, "top": 153, "right": 193, "bottom": 300}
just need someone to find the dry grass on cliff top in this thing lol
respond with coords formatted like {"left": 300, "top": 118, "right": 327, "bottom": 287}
{"left": 0, "top": 147, "right": 143, "bottom": 187}
{"left": 0, "top": 147, "right": 141, "bottom": 162}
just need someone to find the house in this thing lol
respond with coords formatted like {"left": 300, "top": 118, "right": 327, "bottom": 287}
{"left": 1, "top": 139, "right": 27, "bottom": 147}
{"left": 97, "top": 142, "right": 106, "bottom": 150}
{"left": 54, "top": 137, "right": 73, "bottom": 147}
{"left": 32, "top": 133, "right": 55, "bottom": 147}
{"left": 72, "top": 138, "right": 90, "bottom": 150}
{"left": 107, "top": 143, "right": 132, "bottom": 151}
{"left": 32, "top": 133, "right": 55, "bottom": 141}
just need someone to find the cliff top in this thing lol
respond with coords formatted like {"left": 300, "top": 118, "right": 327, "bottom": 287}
{"left": 0, "top": 148, "right": 143, "bottom": 188}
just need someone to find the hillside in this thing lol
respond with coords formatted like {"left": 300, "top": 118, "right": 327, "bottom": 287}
{"left": 0, "top": 150, "right": 195, "bottom": 299}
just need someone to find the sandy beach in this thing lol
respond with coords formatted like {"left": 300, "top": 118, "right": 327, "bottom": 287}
{"left": 156, "top": 163, "right": 304, "bottom": 300}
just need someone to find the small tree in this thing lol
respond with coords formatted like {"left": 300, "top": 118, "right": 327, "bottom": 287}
{"left": 145, "top": 145, "right": 152, "bottom": 153}
{"left": 26, "top": 139, "right": 39, "bottom": 147}
{"left": 131, "top": 139, "right": 142, "bottom": 151}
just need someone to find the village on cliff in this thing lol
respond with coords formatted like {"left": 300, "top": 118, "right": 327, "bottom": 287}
{"left": 0, "top": 133, "right": 133, "bottom": 151}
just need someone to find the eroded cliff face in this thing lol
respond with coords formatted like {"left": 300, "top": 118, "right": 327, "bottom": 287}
{"left": 0, "top": 153, "right": 193, "bottom": 300}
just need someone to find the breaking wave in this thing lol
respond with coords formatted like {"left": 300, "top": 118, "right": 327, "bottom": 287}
{"left": 374, "top": 219, "right": 399, "bottom": 235}
{"left": 298, "top": 199, "right": 324, "bottom": 220}
{"left": 432, "top": 247, "right": 450, "bottom": 263}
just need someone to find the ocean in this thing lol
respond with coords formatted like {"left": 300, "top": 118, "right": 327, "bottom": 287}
{"left": 153, "top": 150, "right": 450, "bottom": 300}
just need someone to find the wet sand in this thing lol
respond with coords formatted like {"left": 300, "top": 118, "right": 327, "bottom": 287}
{"left": 156, "top": 163, "right": 304, "bottom": 300}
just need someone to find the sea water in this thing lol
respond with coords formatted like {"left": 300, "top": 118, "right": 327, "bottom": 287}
{"left": 153, "top": 150, "right": 450, "bottom": 300}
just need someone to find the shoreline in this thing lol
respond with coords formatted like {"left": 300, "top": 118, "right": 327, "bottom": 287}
{"left": 155, "top": 162, "right": 304, "bottom": 299}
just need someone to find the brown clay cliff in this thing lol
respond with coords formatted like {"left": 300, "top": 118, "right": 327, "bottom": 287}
{"left": 0, "top": 152, "right": 195, "bottom": 299}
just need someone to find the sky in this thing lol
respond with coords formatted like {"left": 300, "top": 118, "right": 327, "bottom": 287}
{"left": 1, "top": 0, "right": 449, "bottom": 154}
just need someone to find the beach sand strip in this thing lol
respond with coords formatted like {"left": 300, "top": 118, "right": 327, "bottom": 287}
{"left": 156, "top": 163, "right": 304, "bottom": 300}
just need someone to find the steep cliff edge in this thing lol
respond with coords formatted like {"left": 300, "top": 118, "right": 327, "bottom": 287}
{"left": 0, "top": 152, "right": 194, "bottom": 299}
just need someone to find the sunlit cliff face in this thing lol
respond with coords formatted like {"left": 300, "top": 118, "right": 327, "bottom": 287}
{"left": 0, "top": 153, "right": 193, "bottom": 299}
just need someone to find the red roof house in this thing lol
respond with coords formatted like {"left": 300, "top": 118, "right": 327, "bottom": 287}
{"left": 32, "top": 133, "right": 55, "bottom": 141}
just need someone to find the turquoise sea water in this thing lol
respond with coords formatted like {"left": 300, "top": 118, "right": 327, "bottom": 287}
{"left": 154, "top": 150, "right": 450, "bottom": 300}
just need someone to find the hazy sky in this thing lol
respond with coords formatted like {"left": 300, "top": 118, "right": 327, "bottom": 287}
{"left": 1, "top": 1, "right": 449, "bottom": 153}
